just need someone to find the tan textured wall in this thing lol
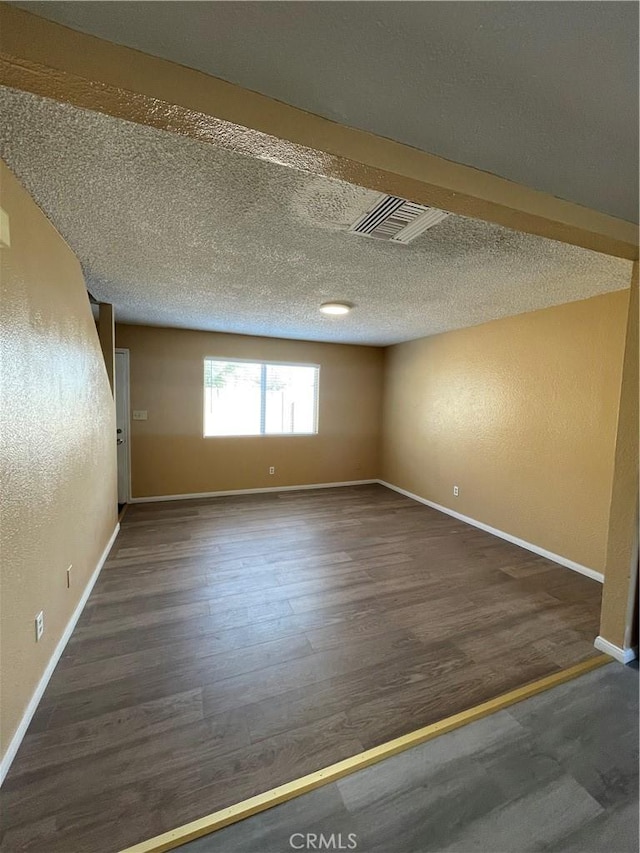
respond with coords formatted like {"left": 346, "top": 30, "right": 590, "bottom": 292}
{"left": 115, "top": 324, "right": 383, "bottom": 497}
{"left": 600, "top": 263, "right": 639, "bottom": 647}
{"left": 382, "top": 290, "right": 630, "bottom": 573}
{"left": 0, "top": 161, "right": 117, "bottom": 757}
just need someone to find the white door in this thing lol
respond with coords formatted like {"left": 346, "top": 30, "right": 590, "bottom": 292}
{"left": 114, "top": 349, "right": 131, "bottom": 504}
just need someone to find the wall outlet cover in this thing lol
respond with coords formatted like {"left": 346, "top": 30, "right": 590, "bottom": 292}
{"left": 35, "top": 611, "right": 44, "bottom": 642}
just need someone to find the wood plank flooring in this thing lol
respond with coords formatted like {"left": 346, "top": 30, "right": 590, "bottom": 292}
{"left": 177, "top": 664, "right": 639, "bottom": 853}
{"left": 0, "top": 484, "right": 603, "bottom": 853}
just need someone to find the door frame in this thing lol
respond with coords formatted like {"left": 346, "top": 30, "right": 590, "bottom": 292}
{"left": 115, "top": 347, "right": 132, "bottom": 504}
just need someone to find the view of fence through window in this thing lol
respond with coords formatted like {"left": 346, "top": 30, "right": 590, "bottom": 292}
{"left": 204, "top": 359, "right": 319, "bottom": 436}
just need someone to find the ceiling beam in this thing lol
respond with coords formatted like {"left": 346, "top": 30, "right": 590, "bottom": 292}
{"left": 0, "top": 3, "right": 637, "bottom": 260}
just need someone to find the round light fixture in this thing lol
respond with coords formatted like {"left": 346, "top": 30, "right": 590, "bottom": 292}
{"left": 320, "top": 302, "right": 352, "bottom": 316}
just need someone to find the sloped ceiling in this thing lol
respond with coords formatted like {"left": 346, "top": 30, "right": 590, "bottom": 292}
{"left": 0, "top": 87, "right": 632, "bottom": 346}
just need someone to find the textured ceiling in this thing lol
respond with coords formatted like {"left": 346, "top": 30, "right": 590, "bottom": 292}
{"left": 11, "top": 0, "right": 640, "bottom": 223}
{"left": 0, "top": 87, "right": 632, "bottom": 346}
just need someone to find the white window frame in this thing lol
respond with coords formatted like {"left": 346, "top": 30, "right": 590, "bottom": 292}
{"left": 203, "top": 357, "right": 320, "bottom": 438}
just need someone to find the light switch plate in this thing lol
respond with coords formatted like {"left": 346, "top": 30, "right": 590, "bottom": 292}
{"left": 0, "top": 207, "right": 10, "bottom": 249}
{"left": 132, "top": 410, "right": 148, "bottom": 421}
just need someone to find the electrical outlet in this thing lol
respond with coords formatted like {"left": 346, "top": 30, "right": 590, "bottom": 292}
{"left": 453, "top": 485, "right": 459, "bottom": 497}
{"left": 35, "top": 611, "right": 44, "bottom": 642}
{"left": 67, "top": 565, "right": 72, "bottom": 588}
{"left": 269, "top": 466, "right": 275, "bottom": 475}
{"left": 132, "top": 410, "right": 148, "bottom": 421}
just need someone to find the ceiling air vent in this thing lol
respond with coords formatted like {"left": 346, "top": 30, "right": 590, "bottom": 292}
{"left": 349, "top": 194, "right": 449, "bottom": 244}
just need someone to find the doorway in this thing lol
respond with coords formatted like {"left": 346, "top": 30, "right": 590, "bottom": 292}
{"left": 114, "top": 348, "right": 131, "bottom": 507}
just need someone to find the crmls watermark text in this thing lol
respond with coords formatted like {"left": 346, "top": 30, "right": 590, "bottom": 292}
{"left": 289, "top": 832, "right": 358, "bottom": 850}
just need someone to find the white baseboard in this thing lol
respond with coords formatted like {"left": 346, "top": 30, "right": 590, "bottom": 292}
{"left": 129, "top": 480, "right": 378, "bottom": 504}
{"left": 377, "top": 480, "right": 604, "bottom": 584}
{"left": 0, "top": 523, "right": 120, "bottom": 786}
{"left": 594, "top": 635, "right": 638, "bottom": 664}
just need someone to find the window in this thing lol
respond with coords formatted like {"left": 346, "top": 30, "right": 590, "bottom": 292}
{"left": 204, "top": 358, "right": 319, "bottom": 437}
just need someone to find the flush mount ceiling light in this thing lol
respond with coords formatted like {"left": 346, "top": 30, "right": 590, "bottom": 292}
{"left": 320, "top": 302, "right": 352, "bottom": 316}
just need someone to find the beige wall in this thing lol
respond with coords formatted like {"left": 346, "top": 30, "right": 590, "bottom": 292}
{"left": 600, "top": 263, "right": 639, "bottom": 646}
{"left": 115, "top": 324, "right": 384, "bottom": 498}
{"left": 381, "top": 290, "right": 630, "bottom": 574}
{"left": 0, "top": 161, "right": 117, "bottom": 758}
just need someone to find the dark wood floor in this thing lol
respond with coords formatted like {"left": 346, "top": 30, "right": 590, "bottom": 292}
{"left": 177, "top": 664, "right": 639, "bottom": 853}
{"left": 0, "top": 485, "right": 603, "bottom": 853}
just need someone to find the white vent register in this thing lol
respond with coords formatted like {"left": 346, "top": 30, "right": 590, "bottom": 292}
{"left": 349, "top": 194, "right": 449, "bottom": 244}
